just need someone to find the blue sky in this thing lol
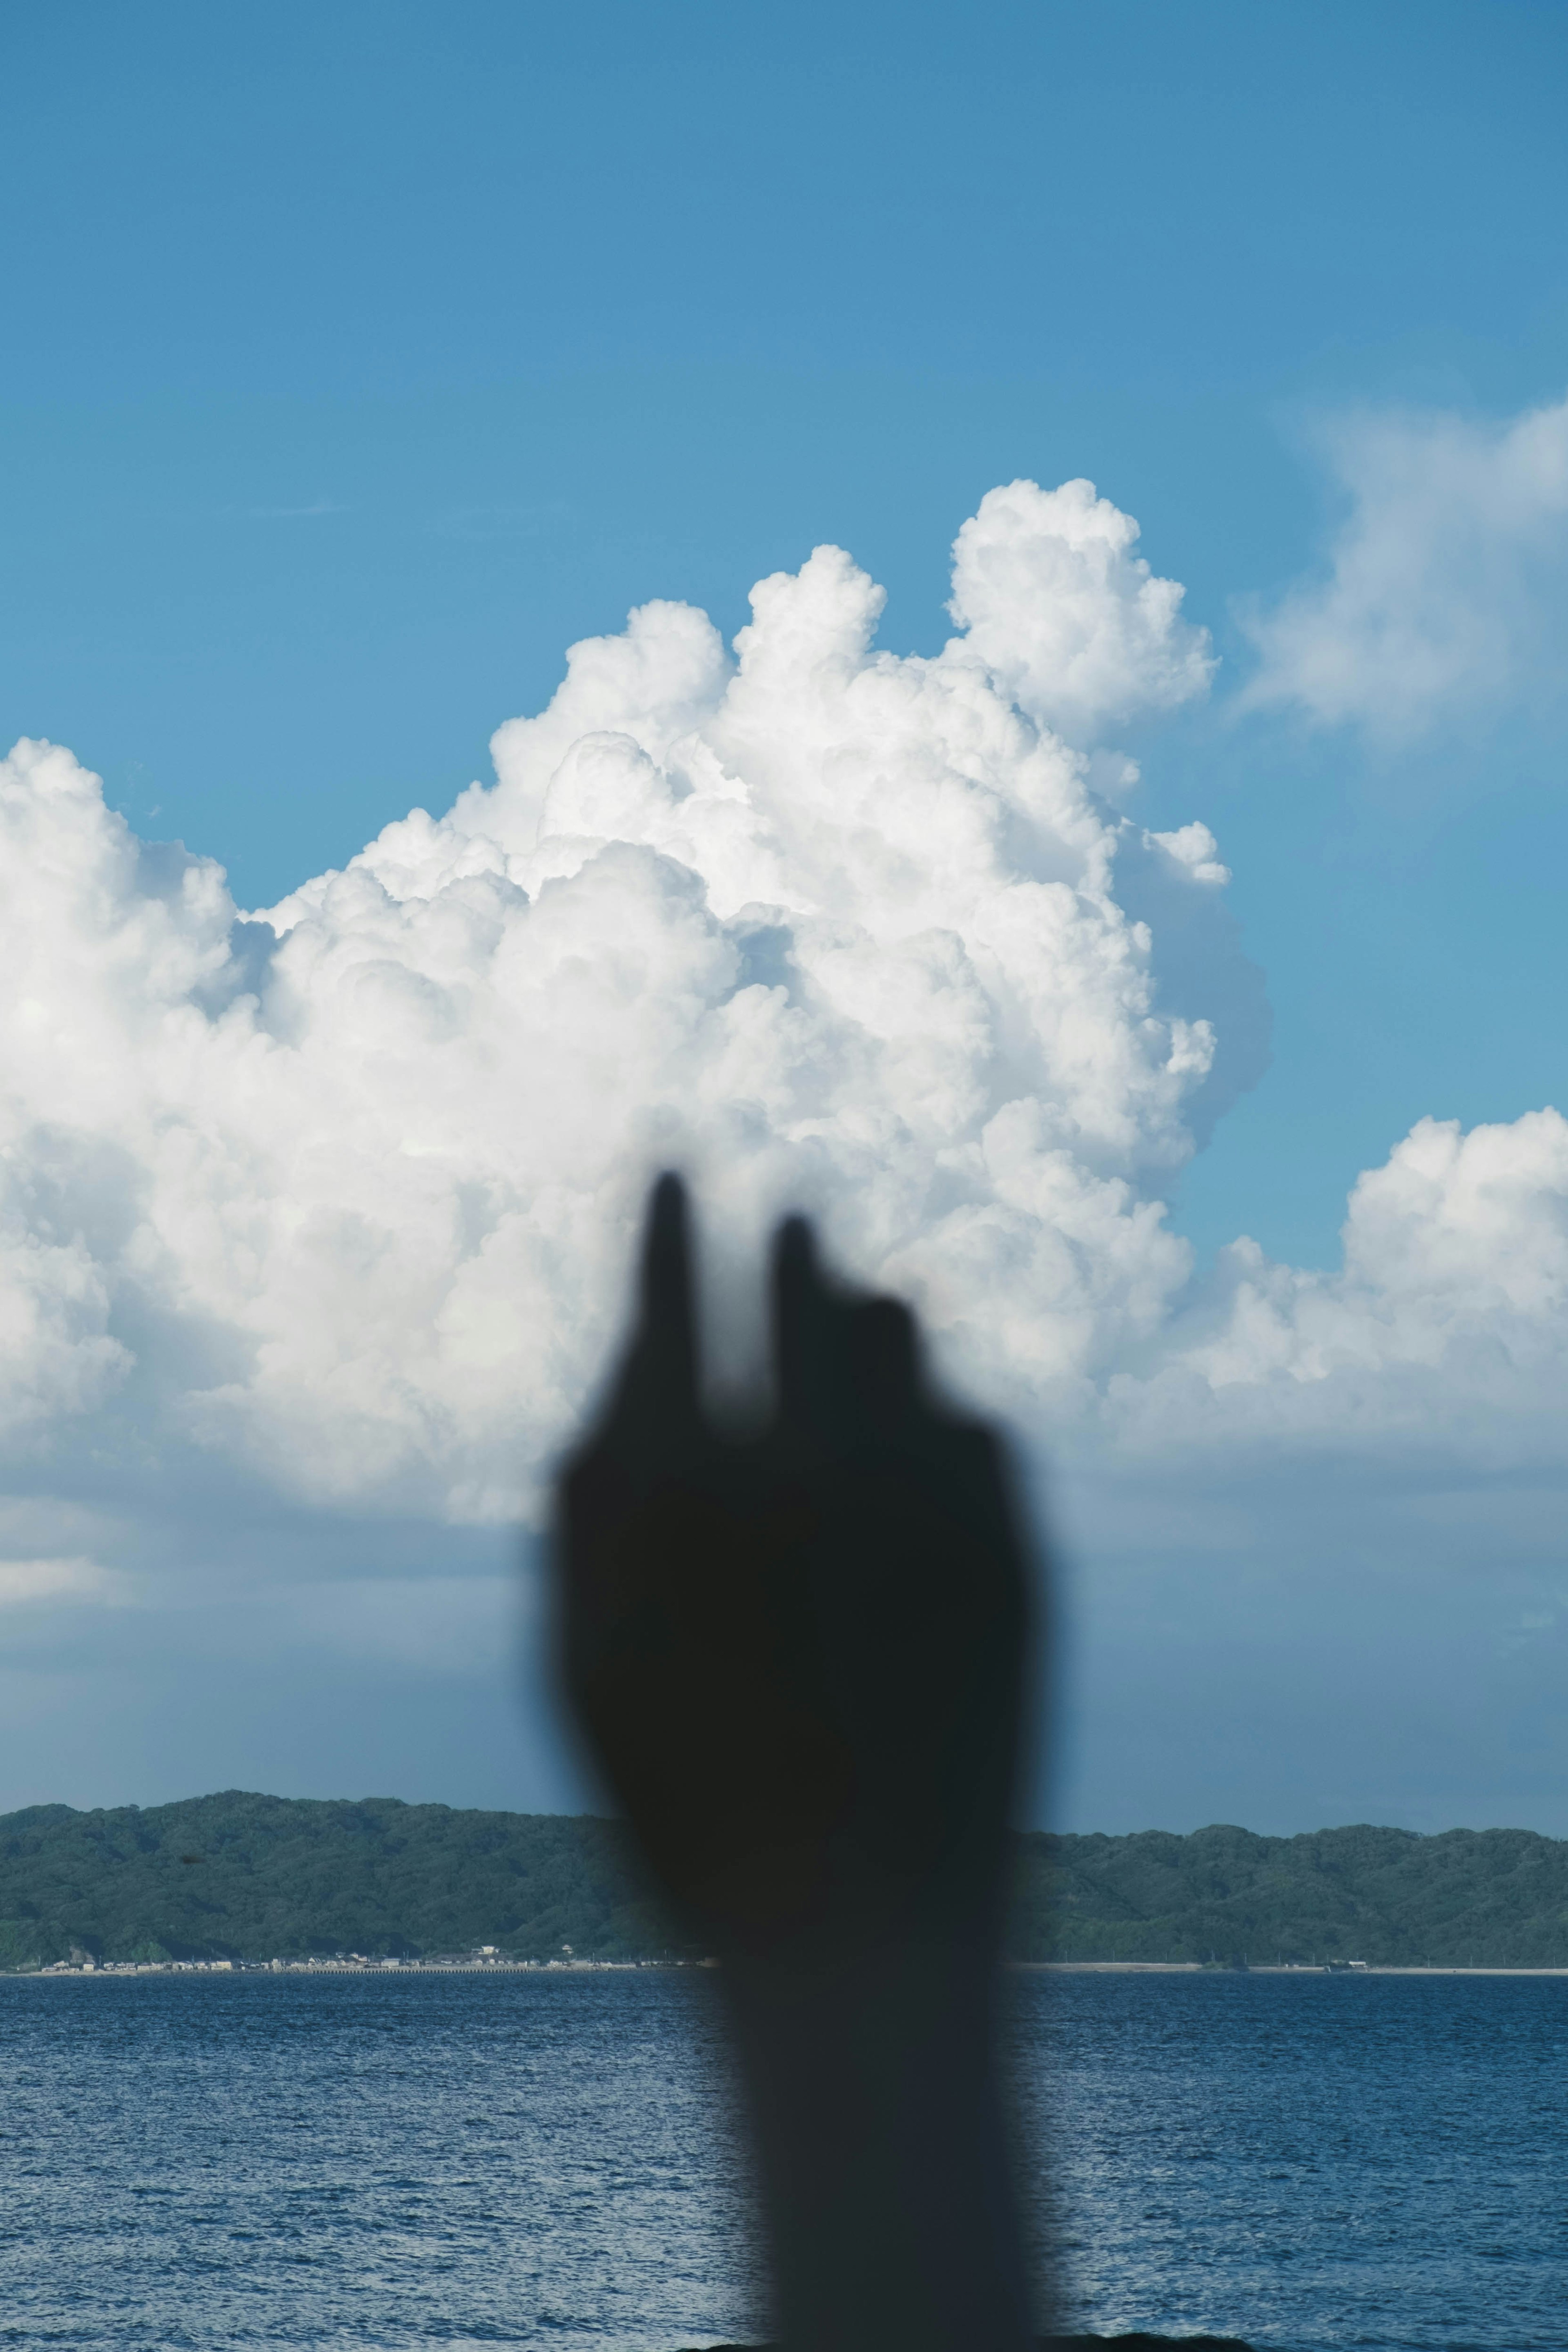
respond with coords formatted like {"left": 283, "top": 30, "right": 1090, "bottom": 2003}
{"left": 3, "top": 0, "right": 1568, "bottom": 1832}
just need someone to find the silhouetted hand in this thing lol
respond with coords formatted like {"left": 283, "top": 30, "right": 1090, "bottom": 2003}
{"left": 556, "top": 1174, "right": 1039, "bottom": 2352}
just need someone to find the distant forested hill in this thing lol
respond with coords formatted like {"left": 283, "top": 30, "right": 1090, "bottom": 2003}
{"left": 1015, "top": 1823, "right": 1568, "bottom": 1968}
{"left": 4, "top": 1797, "right": 1568, "bottom": 1969}
{"left": 0, "top": 1793, "right": 679, "bottom": 1969}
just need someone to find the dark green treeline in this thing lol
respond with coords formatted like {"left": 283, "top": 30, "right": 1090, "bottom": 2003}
{"left": 0, "top": 1795, "right": 671, "bottom": 1971}
{"left": 1013, "top": 1822, "right": 1568, "bottom": 1968}
{"left": 3, "top": 1795, "right": 1568, "bottom": 1970}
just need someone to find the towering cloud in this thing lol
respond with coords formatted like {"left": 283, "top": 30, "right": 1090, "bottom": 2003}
{"left": 0, "top": 483, "right": 1220, "bottom": 1517}
{"left": 0, "top": 475, "right": 1564, "bottom": 1563}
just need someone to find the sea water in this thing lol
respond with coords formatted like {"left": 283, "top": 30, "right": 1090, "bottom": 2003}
{"left": 1015, "top": 1969, "right": 1568, "bottom": 2351}
{"left": 0, "top": 1967, "right": 1563, "bottom": 2352}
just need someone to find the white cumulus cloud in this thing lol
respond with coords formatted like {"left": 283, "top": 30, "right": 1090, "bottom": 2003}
{"left": 1241, "top": 393, "right": 1568, "bottom": 739}
{"left": 1109, "top": 1107, "right": 1568, "bottom": 1478}
{"left": 0, "top": 483, "right": 1245, "bottom": 1523}
{"left": 0, "top": 472, "right": 1564, "bottom": 1567}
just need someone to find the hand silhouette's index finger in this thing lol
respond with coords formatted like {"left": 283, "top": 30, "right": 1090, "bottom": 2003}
{"left": 641, "top": 1171, "right": 697, "bottom": 1376}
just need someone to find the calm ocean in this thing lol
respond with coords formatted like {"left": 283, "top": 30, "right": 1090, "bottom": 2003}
{"left": 0, "top": 1967, "right": 1561, "bottom": 2352}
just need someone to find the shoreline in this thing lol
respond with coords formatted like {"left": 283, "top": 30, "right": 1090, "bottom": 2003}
{"left": 11, "top": 1957, "right": 691, "bottom": 1979}
{"left": 11, "top": 1957, "right": 1568, "bottom": 1980}
{"left": 1014, "top": 1960, "right": 1568, "bottom": 1976}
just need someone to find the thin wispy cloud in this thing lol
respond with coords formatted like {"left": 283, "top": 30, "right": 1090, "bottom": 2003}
{"left": 234, "top": 499, "right": 349, "bottom": 520}
{"left": 434, "top": 501, "right": 571, "bottom": 543}
{"left": 1238, "top": 393, "right": 1568, "bottom": 742}
{"left": 0, "top": 1557, "right": 131, "bottom": 1608}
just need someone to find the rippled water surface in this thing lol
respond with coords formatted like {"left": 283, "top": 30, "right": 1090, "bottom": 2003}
{"left": 1021, "top": 1969, "right": 1568, "bottom": 2352}
{"left": 2, "top": 1967, "right": 1564, "bottom": 2350}
{"left": 0, "top": 1970, "right": 764, "bottom": 2352}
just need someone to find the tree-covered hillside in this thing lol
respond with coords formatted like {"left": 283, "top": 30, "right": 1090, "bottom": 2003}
{"left": 0, "top": 1792, "right": 682, "bottom": 1969}
{"left": 1017, "top": 1823, "right": 1568, "bottom": 1967}
{"left": 5, "top": 1798, "right": 1568, "bottom": 1970}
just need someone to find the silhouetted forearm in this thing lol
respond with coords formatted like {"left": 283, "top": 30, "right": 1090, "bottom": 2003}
{"left": 724, "top": 1939, "right": 1033, "bottom": 2352}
